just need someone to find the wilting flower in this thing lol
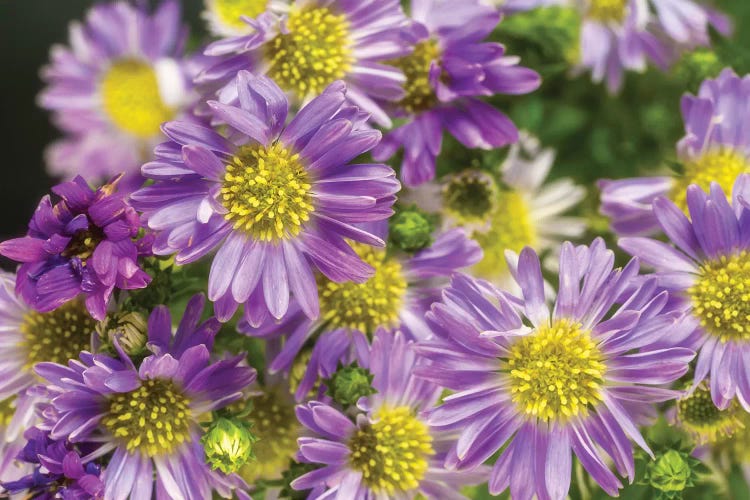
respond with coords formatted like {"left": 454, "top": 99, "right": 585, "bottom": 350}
{"left": 38, "top": 0, "right": 194, "bottom": 184}
{"left": 199, "top": 0, "right": 411, "bottom": 127}
{"left": 292, "top": 330, "right": 486, "bottom": 498}
{"left": 238, "top": 227, "right": 481, "bottom": 400}
{"left": 414, "top": 239, "right": 695, "bottom": 499}
{"left": 371, "top": 0, "right": 541, "bottom": 187}
{"left": 1, "top": 427, "right": 104, "bottom": 499}
{"left": 577, "top": 0, "right": 730, "bottom": 92}
{"left": 0, "top": 176, "right": 150, "bottom": 321}
{"left": 132, "top": 72, "right": 399, "bottom": 323}
{"left": 619, "top": 177, "right": 750, "bottom": 410}
{"left": 601, "top": 69, "right": 750, "bottom": 235}
{"left": 35, "top": 294, "right": 256, "bottom": 500}
{"left": 201, "top": 0, "right": 289, "bottom": 37}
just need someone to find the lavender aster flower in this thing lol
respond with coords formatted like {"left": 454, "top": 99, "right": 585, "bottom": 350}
{"left": 578, "top": 0, "right": 730, "bottom": 93}
{"left": 414, "top": 239, "right": 696, "bottom": 499}
{"left": 199, "top": 0, "right": 410, "bottom": 127}
{"left": 601, "top": 68, "right": 750, "bottom": 236}
{"left": 35, "top": 294, "right": 256, "bottom": 500}
{"left": 291, "top": 330, "right": 486, "bottom": 498}
{"left": 131, "top": 72, "right": 400, "bottom": 323}
{"left": 371, "top": 0, "right": 541, "bottom": 187}
{"left": 238, "top": 226, "right": 481, "bottom": 400}
{"left": 0, "top": 176, "right": 151, "bottom": 321}
{"left": 619, "top": 176, "right": 750, "bottom": 411}
{"left": 39, "top": 0, "right": 194, "bottom": 184}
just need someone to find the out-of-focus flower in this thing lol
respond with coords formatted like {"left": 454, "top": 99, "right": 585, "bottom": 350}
{"left": 132, "top": 73, "right": 399, "bottom": 324}
{"left": 0, "top": 176, "right": 151, "bottom": 321}
{"left": 620, "top": 176, "right": 750, "bottom": 411}
{"left": 292, "top": 330, "right": 487, "bottom": 498}
{"left": 39, "top": 0, "right": 195, "bottom": 185}
{"left": 199, "top": 0, "right": 411, "bottom": 127}
{"left": 372, "top": 0, "right": 541, "bottom": 187}
{"left": 35, "top": 294, "right": 256, "bottom": 500}
{"left": 414, "top": 239, "right": 695, "bottom": 499}
{"left": 238, "top": 226, "right": 481, "bottom": 400}
{"left": 600, "top": 69, "right": 750, "bottom": 236}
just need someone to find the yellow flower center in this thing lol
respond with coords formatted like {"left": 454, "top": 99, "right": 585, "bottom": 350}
{"left": 318, "top": 245, "right": 407, "bottom": 334}
{"left": 587, "top": 0, "right": 629, "bottom": 22}
{"left": 0, "top": 397, "right": 15, "bottom": 428}
{"left": 348, "top": 406, "right": 434, "bottom": 495}
{"left": 211, "top": 0, "right": 269, "bottom": 30}
{"left": 103, "top": 379, "right": 192, "bottom": 457}
{"left": 390, "top": 39, "right": 441, "bottom": 114}
{"left": 20, "top": 300, "right": 96, "bottom": 369}
{"left": 265, "top": 6, "right": 353, "bottom": 98}
{"left": 507, "top": 320, "right": 606, "bottom": 422}
{"left": 100, "top": 59, "right": 175, "bottom": 138}
{"left": 670, "top": 149, "right": 750, "bottom": 213}
{"left": 677, "top": 386, "right": 744, "bottom": 445}
{"left": 62, "top": 226, "right": 105, "bottom": 262}
{"left": 690, "top": 251, "right": 750, "bottom": 343}
{"left": 238, "top": 388, "right": 300, "bottom": 482}
{"left": 472, "top": 190, "right": 536, "bottom": 280}
{"left": 220, "top": 142, "right": 314, "bottom": 242}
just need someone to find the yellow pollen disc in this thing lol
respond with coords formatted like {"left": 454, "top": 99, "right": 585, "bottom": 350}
{"left": 587, "top": 0, "right": 629, "bottom": 22}
{"left": 100, "top": 59, "right": 175, "bottom": 138}
{"left": 220, "top": 142, "right": 314, "bottom": 242}
{"left": 62, "top": 226, "right": 105, "bottom": 262}
{"left": 102, "top": 379, "right": 192, "bottom": 457}
{"left": 0, "top": 397, "right": 16, "bottom": 428}
{"left": 690, "top": 251, "right": 750, "bottom": 343}
{"left": 318, "top": 245, "right": 407, "bottom": 334}
{"left": 20, "top": 300, "right": 96, "bottom": 369}
{"left": 348, "top": 406, "right": 434, "bottom": 495}
{"left": 210, "top": 0, "right": 269, "bottom": 30}
{"left": 472, "top": 190, "right": 536, "bottom": 280}
{"left": 390, "top": 39, "right": 441, "bottom": 114}
{"left": 507, "top": 319, "right": 606, "bottom": 422}
{"left": 265, "top": 6, "right": 353, "bottom": 98}
{"left": 670, "top": 149, "right": 750, "bottom": 213}
{"left": 236, "top": 388, "right": 300, "bottom": 482}
{"left": 677, "top": 385, "right": 744, "bottom": 445}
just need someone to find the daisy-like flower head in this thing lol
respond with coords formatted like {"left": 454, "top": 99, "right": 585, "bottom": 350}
{"left": 238, "top": 226, "right": 481, "bottom": 400}
{"left": 601, "top": 69, "right": 750, "bottom": 236}
{"left": 673, "top": 383, "right": 746, "bottom": 446}
{"left": 202, "top": 0, "right": 289, "bottom": 38}
{"left": 291, "top": 329, "right": 487, "bottom": 499}
{"left": 414, "top": 238, "right": 696, "bottom": 499}
{"left": 578, "top": 0, "right": 730, "bottom": 93}
{"left": 199, "top": 0, "right": 411, "bottom": 127}
{"left": 619, "top": 175, "right": 750, "bottom": 411}
{"left": 35, "top": 294, "right": 256, "bottom": 500}
{"left": 132, "top": 72, "right": 400, "bottom": 324}
{"left": 0, "top": 176, "right": 151, "bottom": 321}
{"left": 39, "top": 0, "right": 194, "bottom": 184}
{"left": 372, "top": 0, "right": 541, "bottom": 187}
{"left": 1, "top": 427, "right": 104, "bottom": 499}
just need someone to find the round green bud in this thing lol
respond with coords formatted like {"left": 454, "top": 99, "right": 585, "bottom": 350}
{"left": 325, "top": 364, "right": 377, "bottom": 407}
{"left": 202, "top": 418, "right": 257, "bottom": 475}
{"left": 97, "top": 311, "right": 149, "bottom": 356}
{"left": 389, "top": 207, "right": 434, "bottom": 253}
{"left": 675, "top": 49, "right": 724, "bottom": 90}
{"left": 645, "top": 449, "right": 696, "bottom": 497}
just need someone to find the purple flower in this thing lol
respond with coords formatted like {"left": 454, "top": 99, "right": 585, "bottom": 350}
{"left": 131, "top": 72, "right": 400, "bottom": 324}
{"left": 38, "top": 0, "right": 195, "bottom": 185}
{"left": 579, "top": 0, "right": 730, "bottom": 93}
{"left": 371, "top": 0, "right": 541, "bottom": 187}
{"left": 600, "top": 68, "right": 750, "bottom": 236}
{"left": 238, "top": 227, "right": 481, "bottom": 400}
{"left": 34, "top": 294, "right": 256, "bottom": 500}
{"left": 0, "top": 176, "right": 151, "bottom": 321}
{"left": 198, "top": 0, "right": 411, "bottom": 127}
{"left": 619, "top": 176, "right": 750, "bottom": 411}
{"left": 292, "top": 330, "right": 487, "bottom": 498}
{"left": 1, "top": 428, "right": 103, "bottom": 500}
{"left": 414, "top": 239, "right": 695, "bottom": 499}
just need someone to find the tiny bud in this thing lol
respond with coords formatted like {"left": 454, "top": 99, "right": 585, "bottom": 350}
{"left": 389, "top": 206, "right": 435, "bottom": 253}
{"left": 202, "top": 418, "right": 257, "bottom": 475}
{"left": 325, "top": 363, "right": 377, "bottom": 407}
{"left": 97, "top": 311, "right": 148, "bottom": 356}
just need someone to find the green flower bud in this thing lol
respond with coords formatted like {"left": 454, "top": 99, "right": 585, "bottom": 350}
{"left": 389, "top": 206, "right": 435, "bottom": 253}
{"left": 641, "top": 449, "right": 701, "bottom": 499}
{"left": 97, "top": 311, "right": 148, "bottom": 356}
{"left": 202, "top": 418, "right": 257, "bottom": 475}
{"left": 325, "top": 363, "right": 377, "bottom": 407}
{"left": 674, "top": 49, "right": 724, "bottom": 91}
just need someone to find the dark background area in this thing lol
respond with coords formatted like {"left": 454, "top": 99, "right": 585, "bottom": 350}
{"left": 0, "top": 0, "right": 204, "bottom": 242}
